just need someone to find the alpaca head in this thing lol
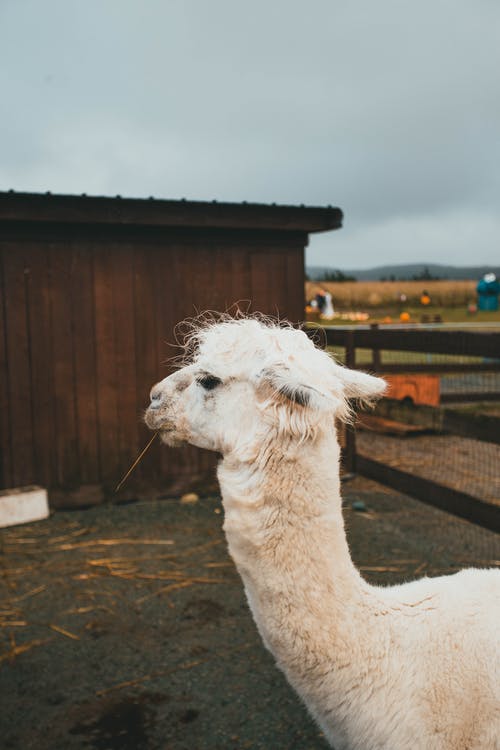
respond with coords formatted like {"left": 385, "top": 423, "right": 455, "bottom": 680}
{"left": 145, "top": 316, "right": 386, "bottom": 456}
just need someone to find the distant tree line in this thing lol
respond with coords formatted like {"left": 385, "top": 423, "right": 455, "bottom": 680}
{"left": 411, "top": 267, "right": 443, "bottom": 281}
{"left": 316, "top": 269, "right": 357, "bottom": 282}
{"left": 379, "top": 267, "right": 444, "bottom": 282}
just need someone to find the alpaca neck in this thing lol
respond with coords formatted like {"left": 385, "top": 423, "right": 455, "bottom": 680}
{"left": 217, "top": 427, "right": 369, "bottom": 673}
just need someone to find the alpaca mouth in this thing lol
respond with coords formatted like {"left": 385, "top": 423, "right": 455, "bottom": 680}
{"left": 144, "top": 420, "right": 179, "bottom": 448}
{"left": 144, "top": 407, "right": 174, "bottom": 433}
{"left": 144, "top": 407, "right": 185, "bottom": 447}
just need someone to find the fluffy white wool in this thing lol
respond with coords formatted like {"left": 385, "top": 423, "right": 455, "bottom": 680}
{"left": 146, "top": 316, "right": 500, "bottom": 750}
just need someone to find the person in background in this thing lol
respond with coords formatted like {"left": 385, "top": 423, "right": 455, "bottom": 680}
{"left": 321, "top": 291, "right": 335, "bottom": 319}
{"left": 315, "top": 290, "right": 327, "bottom": 314}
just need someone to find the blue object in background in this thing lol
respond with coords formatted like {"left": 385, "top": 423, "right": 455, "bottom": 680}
{"left": 477, "top": 273, "right": 500, "bottom": 311}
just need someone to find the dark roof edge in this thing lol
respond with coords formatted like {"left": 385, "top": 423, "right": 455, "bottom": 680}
{"left": 0, "top": 191, "right": 343, "bottom": 234}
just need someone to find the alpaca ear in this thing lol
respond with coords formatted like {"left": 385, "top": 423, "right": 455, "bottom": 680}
{"left": 334, "top": 366, "right": 386, "bottom": 407}
{"left": 257, "top": 366, "right": 339, "bottom": 411}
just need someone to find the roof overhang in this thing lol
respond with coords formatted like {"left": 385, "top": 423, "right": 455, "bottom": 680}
{"left": 0, "top": 191, "right": 343, "bottom": 234}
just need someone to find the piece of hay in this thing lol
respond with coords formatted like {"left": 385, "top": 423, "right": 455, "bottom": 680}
{"left": 0, "top": 638, "right": 50, "bottom": 663}
{"left": 115, "top": 433, "right": 158, "bottom": 492}
{"left": 55, "top": 538, "right": 175, "bottom": 551}
{"left": 12, "top": 585, "right": 46, "bottom": 603}
{"left": 49, "top": 624, "right": 80, "bottom": 640}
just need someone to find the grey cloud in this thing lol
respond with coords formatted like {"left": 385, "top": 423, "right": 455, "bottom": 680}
{"left": 1, "top": 0, "right": 499, "bottom": 268}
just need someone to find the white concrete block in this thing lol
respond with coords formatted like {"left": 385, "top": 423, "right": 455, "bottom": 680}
{"left": 0, "top": 485, "right": 49, "bottom": 528}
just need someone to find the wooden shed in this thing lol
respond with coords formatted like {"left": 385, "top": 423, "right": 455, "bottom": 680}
{"left": 0, "top": 191, "right": 342, "bottom": 506}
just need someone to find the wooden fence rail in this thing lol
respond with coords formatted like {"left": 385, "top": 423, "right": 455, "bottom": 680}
{"left": 322, "top": 325, "right": 500, "bottom": 360}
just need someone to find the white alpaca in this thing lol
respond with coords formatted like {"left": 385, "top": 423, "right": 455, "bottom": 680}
{"left": 145, "top": 316, "right": 500, "bottom": 750}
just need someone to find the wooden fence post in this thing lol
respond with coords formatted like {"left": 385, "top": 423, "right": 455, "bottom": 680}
{"left": 343, "top": 331, "right": 357, "bottom": 476}
{"left": 370, "top": 322, "right": 381, "bottom": 371}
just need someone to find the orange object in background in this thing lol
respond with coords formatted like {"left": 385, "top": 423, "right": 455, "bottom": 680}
{"left": 384, "top": 374, "right": 440, "bottom": 406}
{"left": 399, "top": 311, "right": 411, "bottom": 323}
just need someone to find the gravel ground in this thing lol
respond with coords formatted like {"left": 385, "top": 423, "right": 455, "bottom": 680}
{"left": 1, "top": 477, "right": 499, "bottom": 750}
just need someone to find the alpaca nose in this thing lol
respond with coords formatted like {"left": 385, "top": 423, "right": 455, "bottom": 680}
{"left": 149, "top": 388, "right": 163, "bottom": 409}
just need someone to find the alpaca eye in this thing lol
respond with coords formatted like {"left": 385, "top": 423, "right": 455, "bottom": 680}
{"left": 197, "top": 374, "right": 222, "bottom": 391}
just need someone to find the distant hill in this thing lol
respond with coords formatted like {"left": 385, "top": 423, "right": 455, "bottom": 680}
{"left": 306, "top": 263, "right": 500, "bottom": 281}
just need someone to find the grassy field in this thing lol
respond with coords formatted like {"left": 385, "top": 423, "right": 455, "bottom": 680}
{"left": 305, "top": 280, "right": 500, "bottom": 324}
{"left": 306, "top": 279, "right": 477, "bottom": 308}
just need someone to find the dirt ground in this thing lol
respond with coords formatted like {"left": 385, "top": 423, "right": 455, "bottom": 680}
{"left": 1, "top": 476, "right": 499, "bottom": 750}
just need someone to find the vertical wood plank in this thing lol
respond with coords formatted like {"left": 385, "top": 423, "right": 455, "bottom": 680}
{"left": 49, "top": 243, "right": 79, "bottom": 486}
{"left": 93, "top": 246, "right": 120, "bottom": 483}
{"left": 0, "top": 246, "right": 13, "bottom": 488}
{"left": 111, "top": 244, "right": 140, "bottom": 479}
{"left": 189, "top": 241, "right": 214, "bottom": 313}
{"left": 211, "top": 245, "right": 233, "bottom": 311}
{"left": 155, "top": 241, "right": 179, "bottom": 483}
{"left": 229, "top": 247, "right": 251, "bottom": 314}
{"left": 267, "top": 250, "right": 288, "bottom": 318}
{"left": 2, "top": 244, "right": 35, "bottom": 486}
{"left": 133, "top": 242, "right": 162, "bottom": 482}
{"left": 25, "top": 243, "right": 57, "bottom": 488}
{"left": 155, "top": 241, "right": 177, "bottom": 373}
{"left": 286, "top": 244, "right": 306, "bottom": 323}
{"left": 71, "top": 241, "right": 100, "bottom": 483}
{"left": 250, "top": 248, "right": 285, "bottom": 315}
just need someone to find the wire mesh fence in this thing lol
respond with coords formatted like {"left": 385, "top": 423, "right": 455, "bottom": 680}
{"left": 320, "top": 325, "right": 500, "bottom": 532}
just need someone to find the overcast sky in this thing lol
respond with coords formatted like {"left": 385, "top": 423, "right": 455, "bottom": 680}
{"left": 1, "top": 0, "right": 499, "bottom": 269}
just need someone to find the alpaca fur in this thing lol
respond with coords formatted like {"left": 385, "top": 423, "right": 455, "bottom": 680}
{"left": 145, "top": 315, "right": 500, "bottom": 750}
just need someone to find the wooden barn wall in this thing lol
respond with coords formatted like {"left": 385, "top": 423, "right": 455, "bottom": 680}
{"left": 0, "top": 226, "right": 306, "bottom": 500}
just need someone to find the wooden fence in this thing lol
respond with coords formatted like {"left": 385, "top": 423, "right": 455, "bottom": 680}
{"left": 321, "top": 325, "right": 500, "bottom": 533}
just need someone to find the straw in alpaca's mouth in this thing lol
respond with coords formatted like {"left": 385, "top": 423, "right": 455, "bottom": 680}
{"left": 115, "top": 433, "right": 159, "bottom": 492}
